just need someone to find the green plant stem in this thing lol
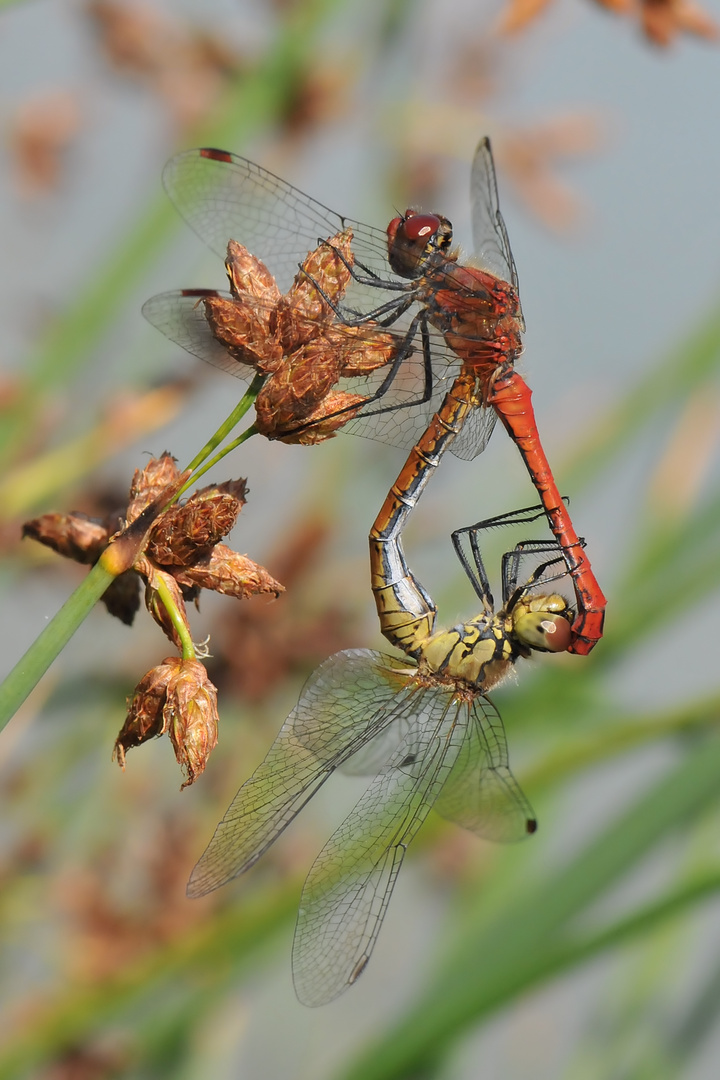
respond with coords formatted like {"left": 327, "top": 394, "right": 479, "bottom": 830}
{"left": 184, "top": 374, "right": 265, "bottom": 474}
{"left": 0, "top": 560, "right": 115, "bottom": 728}
{"left": 154, "top": 577, "right": 195, "bottom": 661}
{"left": 179, "top": 424, "right": 259, "bottom": 495}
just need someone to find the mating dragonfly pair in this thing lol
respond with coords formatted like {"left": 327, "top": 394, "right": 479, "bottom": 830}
{"left": 145, "top": 140, "right": 606, "bottom": 1005}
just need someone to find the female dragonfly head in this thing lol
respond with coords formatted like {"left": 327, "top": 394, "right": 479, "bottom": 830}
{"left": 509, "top": 592, "right": 573, "bottom": 654}
{"left": 452, "top": 511, "right": 575, "bottom": 660}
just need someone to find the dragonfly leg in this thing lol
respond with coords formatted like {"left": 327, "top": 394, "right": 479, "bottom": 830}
{"left": 297, "top": 260, "right": 416, "bottom": 325}
{"left": 502, "top": 542, "right": 569, "bottom": 610}
{"left": 274, "top": 309, "right": 438, "bottom": 443}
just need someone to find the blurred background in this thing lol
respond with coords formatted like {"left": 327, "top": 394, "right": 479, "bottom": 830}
{"left": 1, "top": 0, "right": 720, "bottom": 1076}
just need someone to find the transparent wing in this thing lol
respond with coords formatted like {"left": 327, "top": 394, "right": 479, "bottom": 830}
{"left": 142, "top": 288, "right": 463, "bottom": 454}
{"left": 163, "top": 148, "right": 400, "bottom": 299}
{"left": 156, "top": 146, "right": 506, "bottom": 459}
{"left": 449, "top": 401, "right": 498, "bottom": 462}
{"left": 291, "top": 688, "right": 469, "bottom": 1007}
{"left": 142, "top": 289, "right": 257, "bottom": 380}
{"left": 433, "top": 694, "right": 535, "bottom": 842}
{"left": 470, "top": 138, "right": 524, "bottom": 331}
{"left": 187, "top": 650, "right": 414, "bottom": 898}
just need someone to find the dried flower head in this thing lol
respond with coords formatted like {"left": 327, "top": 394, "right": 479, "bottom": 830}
{"left": 202, "top": 234, "right": 400, "bottom": 443}
{"left": 146, "top": 479, "right": 247, "bottom": 565}
{"left": 165, "top": 660, "right": 220, "bottom": 788}
{"left": 114, "top": 657, "right": 219, "bottom": 788}
{"left": 24, "top": 456, "right": 281, "bottom": 641}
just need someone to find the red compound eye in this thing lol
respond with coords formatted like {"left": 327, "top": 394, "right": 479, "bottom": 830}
{"left": 401, "top": 213, "right": 441, "bottom": 243}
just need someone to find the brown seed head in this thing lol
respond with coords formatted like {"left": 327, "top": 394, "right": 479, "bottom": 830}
{"left": 113, "top": 657, "right": 183, "bottom": 768}
{"left": 22, "top": 511, "right": 112, "bottom": 564}
{"left": 271, "top": 391, "right": 367, "bottom": 444}
{"left": 173, "top": 543, "right": 284, "bottom": 599}
{"left": 146, "top": 479, "right": 247, "bottom": 565}
{"left": 164, "top": 660, "right": 220, "bottom": 788}
{"left": 127, "top": 453, "right": 181, "bottom": 522}
{"left": 203, "top": 292, "right": 282, "bottom": 370}
{"left": 274, "top": 229, "right": 354, "bottom": 350}
{"left": 225, "top": 240, "right": 281, "bottom": 303}
{"left": 114, "top": 657, "right": 219, "bottom": 788}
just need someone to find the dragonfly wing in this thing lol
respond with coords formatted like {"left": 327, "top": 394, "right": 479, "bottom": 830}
{"left": 142, "top": 290, "right": 257, "bottom": 380}
{"left": 470, "top": 139, "right": 521, "bottom": 290}
{"left": 342, "top": 335, "right": 461, "bottom": 452}
{"left": 187, "top": 650, "right": 411, "bottom": 897}
{"left": 449, "top": 402, "right": 499, "bottom": 462}
{"left": 292, "top": 689, "right": 468, "bottom": 1006}
{"left": 162, "top": 148, "right": 398, "bottom": 296}
{"left": 433, "top": 695, "right": 535, "bottom": 842}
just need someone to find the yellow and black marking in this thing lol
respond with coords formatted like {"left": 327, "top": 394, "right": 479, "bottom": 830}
{"left": 370, "top": 370, "right": 572, "bottom": 692}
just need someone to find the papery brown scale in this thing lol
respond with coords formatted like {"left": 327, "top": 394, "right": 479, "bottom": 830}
{"left": 147, "top": 479, "right": 246, "bottom": 565}
{"left": 164, "top": 660, "right": 219, "bottom": 788}
{"left": 225, "top": 239, "right": 281, "bottom": 303}
{"left": 274, "top": 391, "right": 367, "bottom": 444}
{"left": 191, "top": 477, "right": 248, "bottom": 508}
{"left": 173, "top": 543, "right": 284, "bottom": 599}
{"left": 127, "top": 454, "right": 181, "bottom": 521}
{"left": 203, "top": 293, "right": 281, "bottom": 370}
{"left": 22, "top": 511, "right": 111, "bottom": 563}
{"left": 113, "top": 657, "right": 182, "bottom": 768}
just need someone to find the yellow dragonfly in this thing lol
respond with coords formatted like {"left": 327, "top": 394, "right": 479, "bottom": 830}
{"left": 188, "top": 370, "right": 573, "bottom": 1006}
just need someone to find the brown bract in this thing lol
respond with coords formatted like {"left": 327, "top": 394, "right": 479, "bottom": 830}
{"left": 22, "top": 511, "right": 115, "bottom": 565}
{"left": 203, "top": 233, "right": 400, "bottom": 443}
{"left": 114, "top": 657, "right": 219, "bottom": 788}
{"left": 23, "top": 508, "right": 140, "bottom": 624}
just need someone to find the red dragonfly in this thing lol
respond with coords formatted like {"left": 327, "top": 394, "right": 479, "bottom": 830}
{"left": 143, "top": 140, "right": 605, "bottom": 653}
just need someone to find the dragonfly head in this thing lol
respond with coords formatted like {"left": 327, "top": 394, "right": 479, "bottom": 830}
{"left": 511, "top": 594, "right": 572, "bottom": 654}
{"left": 387, "top": 210, "right": 453, "bottom": 279}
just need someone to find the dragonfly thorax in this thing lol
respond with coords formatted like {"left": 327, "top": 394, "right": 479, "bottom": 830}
{"left": 417, "top": 591, "right": 571, "bottom": 693}
{"left": 418, "top": 614, "right": 520, "bottom": 692}
{"left": 386, "top": 210, "right": 453, "bottom": 279}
